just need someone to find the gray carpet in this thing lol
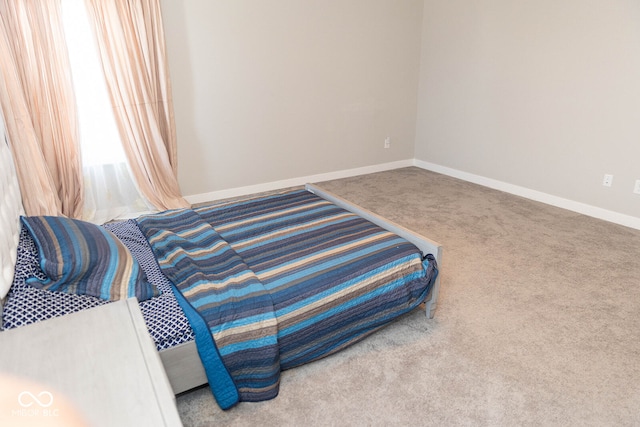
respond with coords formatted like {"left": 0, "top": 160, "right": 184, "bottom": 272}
{"left": 176, "top": 167, "right": 640, "bottom": 426}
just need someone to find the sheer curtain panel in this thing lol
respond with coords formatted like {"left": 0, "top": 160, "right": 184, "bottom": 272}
{"left": 84, "top": 0, "right": 189, "bottom": 211}
{"left": 62, "top": 0, "right": 155, "bottom": 224}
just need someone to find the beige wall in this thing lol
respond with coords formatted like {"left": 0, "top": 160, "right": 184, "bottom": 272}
{"left": 161, "top": 0, "right": 424, "bottom": 196}
{"left": 416, "top": 0, "right": 640, "bottom": 218}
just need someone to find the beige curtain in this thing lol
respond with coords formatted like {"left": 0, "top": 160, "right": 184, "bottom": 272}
{"left": 0, "top": 0, "right": 83, "bottom": 218}
{"left": 84, "top": 0, "right": 189, "bottom": 211}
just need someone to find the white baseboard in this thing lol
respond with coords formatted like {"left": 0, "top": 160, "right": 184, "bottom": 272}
{"left": 414, "top": 159, "right": 640, "bottom": 231}
{"left": 185, "top": 158, "right": 639, "bottom": 230}
{"left": 185, "top": 159, "right": 414, "bottom": 205}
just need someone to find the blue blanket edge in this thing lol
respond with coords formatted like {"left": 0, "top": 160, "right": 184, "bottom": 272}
{"left": 169, "top": 283, "right": 240, "bottom": 410}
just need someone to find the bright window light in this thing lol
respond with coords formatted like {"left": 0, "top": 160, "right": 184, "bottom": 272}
{"left": 61, "top": 0, "right": 126, "bottom": 167}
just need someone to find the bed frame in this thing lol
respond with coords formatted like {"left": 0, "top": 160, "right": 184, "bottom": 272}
{"left": 0, "top": 139, "right": 442, "bottom": 396}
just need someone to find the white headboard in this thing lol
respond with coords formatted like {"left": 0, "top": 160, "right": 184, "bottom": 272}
{"left": 0, "top": 123, "right": 24, "bottom": 301}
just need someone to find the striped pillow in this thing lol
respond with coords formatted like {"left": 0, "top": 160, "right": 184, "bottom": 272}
{"left": 20, "top": 216, "right": 159, "bottom": 301}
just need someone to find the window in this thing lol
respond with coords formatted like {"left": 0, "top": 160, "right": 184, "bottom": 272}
{"left": 61, "top": 0, "right": 153, "bottom": 223}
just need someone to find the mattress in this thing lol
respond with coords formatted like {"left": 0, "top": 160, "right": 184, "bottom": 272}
{"left": 136, "top": 189, "right": 437, "bottom": 407}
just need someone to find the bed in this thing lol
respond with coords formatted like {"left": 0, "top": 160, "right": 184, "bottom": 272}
{"left": 0, "top": 139, "right": 442, "bottom": 409}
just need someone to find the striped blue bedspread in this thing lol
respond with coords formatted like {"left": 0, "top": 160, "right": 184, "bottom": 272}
{"left": 136, "top": 189, "right": 437, "bottom": 409}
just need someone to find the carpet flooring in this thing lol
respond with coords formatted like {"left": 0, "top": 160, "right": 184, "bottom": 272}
{"left": 176, "top": 167, "right": 640, "bottom": 426}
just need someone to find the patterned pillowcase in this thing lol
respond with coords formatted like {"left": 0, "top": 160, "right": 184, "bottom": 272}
{"left": 20, "top": 216, "right": 160, "bottom": 301}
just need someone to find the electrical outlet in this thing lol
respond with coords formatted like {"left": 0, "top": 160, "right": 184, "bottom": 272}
{"left": 634, "top": 179, "right": 640, "bottom": 195}
{"left": 384, "top": 137, "right": 391, "bottom": 149}
{"left": 603, "top": 174, "right": 613, "bottom": 187}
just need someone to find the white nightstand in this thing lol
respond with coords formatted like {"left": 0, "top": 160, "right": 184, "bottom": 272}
{"left": 0, "top": 298, "right": 182, "bottom": 427}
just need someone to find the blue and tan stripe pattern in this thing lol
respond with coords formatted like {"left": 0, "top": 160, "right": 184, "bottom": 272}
{"left": 138, "top": 189, "right": 437, "bottom": 409}
{"left": 195, "top": 190, "right": 437, "bottom": 368}
{"left": 21, "top": 216, "right": 158, "bottom": 301}
{"left": 136, "top": 209, "right": 280, "bottom": 408}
